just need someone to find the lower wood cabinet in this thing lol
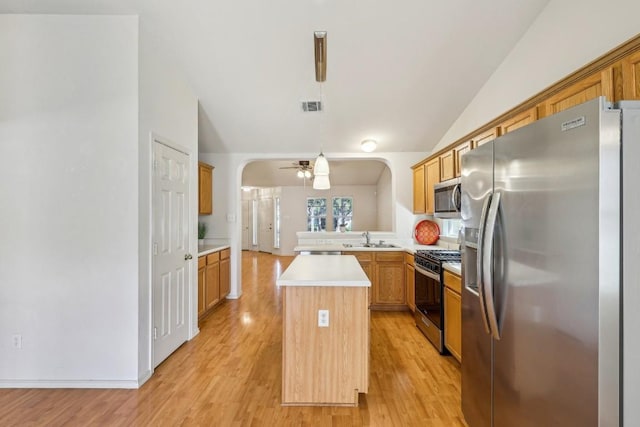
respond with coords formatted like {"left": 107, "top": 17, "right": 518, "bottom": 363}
{"left": 198, "top": 247, "right": 231, "bottom": 320}
{"left": 443, "top": 270, "right": 462, "bottom": 362}
{"left": 345, "top": 251, "right": 406, "bottom": 311}
{"left": 205, "top": 252, "right": 220, "bottom": 310}
{"left": 220, "top": 248, "right": 230, "bottom": 297}
{"left": 405, "top": 253, "right": 415, "bottom": 312}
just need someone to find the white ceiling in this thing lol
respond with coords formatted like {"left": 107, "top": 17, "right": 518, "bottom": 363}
{"left": 242, "top": 159, "right": 387, "bottom": 187}
{"left": 3, "top": 0, "right": 550, "bottom": 154}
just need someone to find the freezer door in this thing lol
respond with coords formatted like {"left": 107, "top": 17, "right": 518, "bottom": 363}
{"left": 460, "top": 142, "right": 493, "bottom": 427}
{"left": 491, "top": 97, "right": 620, "bottom": 427}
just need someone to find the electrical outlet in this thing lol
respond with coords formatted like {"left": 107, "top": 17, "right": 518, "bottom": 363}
{"left": 12, "top": 334, "right": 22, "bottom": 349}
{"left": 318, "top": 309, "right": 329, "bottom": 327}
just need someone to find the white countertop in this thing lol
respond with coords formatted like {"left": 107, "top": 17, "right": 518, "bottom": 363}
{"left": 277, "top": 255, "right": 371, "bottom": 287}
{"left": 293, "top": 243, "right": 444, "bottom": 254}
{"left": 198, "top": 244, "right": 230, "bottom": 257}
{"left": 443, "top": 262, "right": 462, "bottom": 275}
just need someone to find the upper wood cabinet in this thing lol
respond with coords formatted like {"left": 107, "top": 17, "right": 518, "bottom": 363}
{"left": 198, "top": 162, "right": 214, "bottom": 215}
{"left": 412, "top": 164, "right": 426, "bottom": 214}
{"left": 499, "top": 107, "right": 538, "bottom": 135}
{"left": 622, "top": 51, "right": 640, "bottom": 100}
{"left": 453, "top": 140, "right": 472, "bottom": 178}
{"left": 439, "top": 150, "right": 455, "bottom": 182}
{"left": 473, "top": 127, "right": 500, "bottom": 147}
{"left": 537, "top": 68, "right": 614, "bottom": 119}
{"left": 425, "top": 158, "right": 440, "bottom": 215}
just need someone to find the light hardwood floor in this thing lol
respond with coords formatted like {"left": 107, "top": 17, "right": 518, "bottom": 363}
{"left": 0, "top": 252, "right": 465, "bottom": 426}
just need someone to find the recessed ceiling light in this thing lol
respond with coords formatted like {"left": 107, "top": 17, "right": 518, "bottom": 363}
{"left": 361, "top": 139, "right": 377, "bottom": 152}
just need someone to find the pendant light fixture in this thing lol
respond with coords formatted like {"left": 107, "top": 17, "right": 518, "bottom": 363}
{"left": 313, "top": 31, "right": 331, "bottom": 190}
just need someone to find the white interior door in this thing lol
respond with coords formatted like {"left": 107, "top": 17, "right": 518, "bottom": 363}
{"left": 152, "top": 141, "right": 190, "bottom": 368}
{"left": 241, "top": 200, "right": 250, "bottom": 250}
{"left": 258, "top": 198, "right": 273, "bottom": 253}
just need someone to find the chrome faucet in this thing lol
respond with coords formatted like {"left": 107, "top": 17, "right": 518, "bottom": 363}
{"left": 362, "top": 231, "right": 371, "bottom": 245}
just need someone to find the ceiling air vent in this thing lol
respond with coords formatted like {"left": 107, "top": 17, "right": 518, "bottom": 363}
{"left": 301, "top": 101, "right": 323, "bottom": 112}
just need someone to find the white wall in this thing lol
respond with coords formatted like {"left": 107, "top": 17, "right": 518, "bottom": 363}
{"left": 433, "top": 0, "right": 640, "bottom": 152}
{"left": 198, "top": 151, "right": 426, "bottom": 299}
{"left": 0, "top": 15, "right": 139, "bottom": 386}
{"left": 376, "top": 166, "right": 393, "bottom": 231}
{"left": 137, "top": 23, "right": 199, "bottom": 383}
{"left": 272, "top": 184, "right": 378, "bottom": 256}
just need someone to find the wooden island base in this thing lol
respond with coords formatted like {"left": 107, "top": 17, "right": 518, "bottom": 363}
{"left": 278, "top": 255, "right": 371, "bottom": 407}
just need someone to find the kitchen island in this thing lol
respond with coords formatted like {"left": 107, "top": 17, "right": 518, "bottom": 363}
{"left": 276, "top": 255, "right": 371, "bottom": 406}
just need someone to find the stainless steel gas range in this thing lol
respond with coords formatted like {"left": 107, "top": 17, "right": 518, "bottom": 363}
{"left": 414, "top": 249, "right": 461, "bottom": 353}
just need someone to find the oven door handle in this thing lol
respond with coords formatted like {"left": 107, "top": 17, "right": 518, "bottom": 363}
{"left": 415, "top": 265, "right": 440, "bottom": 281}
{"left": 477, "top": 194, "right": 493, "bottom": 335}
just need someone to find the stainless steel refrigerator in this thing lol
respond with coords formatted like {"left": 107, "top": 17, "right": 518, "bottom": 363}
{"left": 460, "top": 97, "right": 640, "bottom": 427}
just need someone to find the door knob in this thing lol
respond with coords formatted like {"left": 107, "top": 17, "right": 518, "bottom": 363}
{"left": 185, "top": 253, "right": 193, "bottom": 260}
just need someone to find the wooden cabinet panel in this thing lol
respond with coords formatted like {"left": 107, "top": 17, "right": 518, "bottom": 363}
{"left": 412, "top": 165, "right": 426, "bottom": 214}
{"left": 198, "top": 162, "right": 214, "bottom": 215}
{"left": 439, "top": 150, "right": 455, "bottom": 182}
{"left": 344, "top": 251, "right": 374, "bottom": 305}
{"left": 200, "top": 248, "right": 230, "bottom": 319}
{"left": 443, "top": 270, "right": 462, "bottom": 294}
{"left": 346, "top": 251, "right": 406, "bottom": 310}
{"left": 375, "top": 252, "right": 403, "bottom": 263}
{"left": 197, "top": 257, "right": 206, "bottom": 317}
{"left": 220, "top": 256, "right": 230, "bottom": 298}
{"left": 473, "top": 127, "right": 500, "bottom": 147}
{"left": 374, "top": 262, "right": 405, "bottom": 305}
{"left": 444, "top": 287, "right": 462, "bottom": 363}
{"left": 537, "top": 68, "right": 614, "bottom": 118}
{"left": 205, "top": 260, "right": 220, "bottom": 310}
{"left": 425, "top": 158, "right": 440, "bottom": 215}
{"left": 405, "top": 263, "right": 415, "bottom": 312}
{"left": 499, "top": 107, "right": 537, "bottom": 135}
{"left": 623, "top": 51, "right": 640, "bottom": 100}
{"left": 454, "top": 141, "right": 472, "bottom": 178}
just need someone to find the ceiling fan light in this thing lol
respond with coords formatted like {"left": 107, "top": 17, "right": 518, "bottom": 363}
{"left": 361, "top": 139, "right": 377, "bottom": 152}
{"left": 304, "top": 170, "right": 312, "bottom": 178}
{"left": 313, "top": 174, "right": 331, "bottom": 190}
{"left": 314, "top": 153, "right": 330, "bottom": 175}
{"left": 297, "top": 170, "right": 304, "bottom": 178}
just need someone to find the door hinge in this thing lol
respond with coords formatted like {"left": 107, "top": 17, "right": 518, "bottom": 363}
{"left": 153, "top": 327, "right": 157, "bottom": 340}
{"left": 153, "top": 242, "right": 158, "bottom": 256}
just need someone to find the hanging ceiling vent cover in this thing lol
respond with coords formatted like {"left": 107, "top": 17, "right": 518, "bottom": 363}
{"left": 301, "top": 101, "right": 323, "bottom": 112}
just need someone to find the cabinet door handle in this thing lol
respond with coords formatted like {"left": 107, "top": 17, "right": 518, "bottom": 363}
{"left": 185, "top": 253, "right": 193, "bottom": 260}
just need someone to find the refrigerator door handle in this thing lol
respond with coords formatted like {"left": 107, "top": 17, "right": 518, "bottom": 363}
{"left": 482, "top": 191, "right": 502, "bottom": 340}
{"left": 476, "top": 194, "right": 493, "bottom": 335}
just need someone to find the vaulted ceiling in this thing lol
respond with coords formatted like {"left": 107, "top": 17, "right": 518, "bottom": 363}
{"left": 3, "top": 0, "right": 550, "bottom": 154}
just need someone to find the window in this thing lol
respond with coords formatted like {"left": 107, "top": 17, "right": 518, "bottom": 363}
{"left": 441, "top": 218, "right": 462, "bottom": 238}
{"left": 332, "top": 197, "right": 353, "bottom": 231}
{"left": 307, "top": 198, "right": 327, "bottom": 231}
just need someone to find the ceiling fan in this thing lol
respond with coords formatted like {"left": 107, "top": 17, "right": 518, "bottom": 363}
{"left": 279, "top": 160, "right": 313, "bottom": 178}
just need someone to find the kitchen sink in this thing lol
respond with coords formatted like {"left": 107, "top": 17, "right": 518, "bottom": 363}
{"left": 343, "top": 243, "right": 400, "bottom": 249}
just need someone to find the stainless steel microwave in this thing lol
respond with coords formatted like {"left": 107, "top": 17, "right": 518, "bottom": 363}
{"left": 434, "top": 178, "right": 461, "bottom": 218}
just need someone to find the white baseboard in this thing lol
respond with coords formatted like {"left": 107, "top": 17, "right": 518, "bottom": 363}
{"left": 226, "top": 292, "right": 241, "bottom": 299}
{"left": 137, "top": 369, "right": 153, "bottom": 387}
{"left": 0, "top": 379, "right": 140, "bottom": 389}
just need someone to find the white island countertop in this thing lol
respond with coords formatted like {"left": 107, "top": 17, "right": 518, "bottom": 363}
{"left": 277, "top": 255, "right": 371, "bottom": 287}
